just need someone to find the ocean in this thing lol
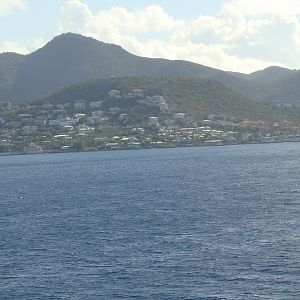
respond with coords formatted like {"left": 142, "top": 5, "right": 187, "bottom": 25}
{"left": 1, "top": 143, "right": 299, "bottom": 299}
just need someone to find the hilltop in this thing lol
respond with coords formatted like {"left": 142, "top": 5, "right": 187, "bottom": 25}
{"left": 0, "top": 33, "right": 219, "bottom": 102}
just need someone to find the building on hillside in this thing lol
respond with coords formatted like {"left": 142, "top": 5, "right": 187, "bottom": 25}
{"left": 108, "top": 90, "right": 121, "bottom": 98}
{"left": 34, "top": 117, "right": 47, "bottom": 127}
{"left": 89, "top": 101, "right": 102, "bottom": 109}
{"left": 149, "top": 116, "right": 159, "bottom": 126}
{"left": 91, "top": 110, "right": 104, "bottom": 117}
{"left": 0, "top": 117, "right": 5, "bottom": 126}
{"left": 133, "top": 89, "right": 144, "bottom": 97}
{"left": 119, "top": 113, "right": 128, "bottom": 121}
{"left": 74, "top": 101, "right": 86, "bottom": 111}
{"left": 24, "top": 142, "right": 43, "bottom": 153}
{"left": 22, "top": 126, "right": 38, "bottom": 135}
{"left": 109, "top": 107, "right": 120, "bottom": 114}
{"left": 175, "top": 113, "right": 186, "bottom": 119}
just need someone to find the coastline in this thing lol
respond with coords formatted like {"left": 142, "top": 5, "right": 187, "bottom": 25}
{"left": 1, "top": 139, "right": 299, "bottom": 157}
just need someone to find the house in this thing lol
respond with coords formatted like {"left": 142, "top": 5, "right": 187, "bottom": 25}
{"left": 34, "top": 117, "right": 47, "bottom": 127}
{"left": 74, "top": 101, "right": 86, "bottom": 111}
{"left": 89, "top": 101, "right": 102, "bottom": 109}
{"left": 0, "top": 117, "right": 5, "bottom": 126}
{"left": 48, "top": 120, "right": 60, "bottom": 127}
{"left": 77, "top": 125, "right": 95, "bottom": 135}
{"left": 133, "top": 89, "right": 144, "bottom": 97}
{"left": 4, "top": 102, "right": 12, "bottom": 111}
{"left": 119, "top": 113, "right": 128, "bottom": 121}
{"left": 109, "top": 107, "right": 120, "bottom": 114}
{"left": 91, "top": 110, "right": 104, "bottom": 117}
{"left": 149, "top": 117, "right": 159, "bottom": 126}
{"left": 24, "top": 142, "right": 43, "bottom": 153}
{"left": 22, "top": 126, "right": 38, "bottom": 135}
{"left": 124, "top": 92, "right": 134, "bottom": 98}
{"left": 175, "top": 113, "right": 186, "bottom": 119}
{"left": 108, "top": 90, "right": 121, "bottom": 97}
{"left": 202, "top": 119, "right": 213, "bottom": 126}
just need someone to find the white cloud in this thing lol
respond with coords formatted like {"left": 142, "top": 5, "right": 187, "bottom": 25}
{"left": 0, "top": 39, "right": 45, "bottom": 54}
{"left": 224, "top": 0, "right": 300, "bottom": 17}
{"left": 55, "top": 0, "right": 297, "bottom": 73}
{"left": 0, "top": 41, "right": 28, "bottom": 54}
{"left": 0, "top": 0, "right": 26, "bottom": 16}
{"left": 3, "top": 0, "right": 300, "bottom": 73}
{"left": 57, "top": 0, "right": 92, "bottom": 33}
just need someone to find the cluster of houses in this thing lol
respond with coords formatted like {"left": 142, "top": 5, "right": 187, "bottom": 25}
{"left": 0, "top": 89, "right": 299, "bottom": 154}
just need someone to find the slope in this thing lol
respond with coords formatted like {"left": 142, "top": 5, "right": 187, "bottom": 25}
{"left": 0, "top": 33, "right": 299, "bottom": 107}
{"left": 262, "top": 71, "right": 300, "bottom": 105}
{"left": 37, "top": 76, "right": 300, "bottom": 124}
{"left": 4, "top": 33, "right": 220, "bottom": 102}
{"left": 247, "top": 66, "right": 297, "bottom": 82}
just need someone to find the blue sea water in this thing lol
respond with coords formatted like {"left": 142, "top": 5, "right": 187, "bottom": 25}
{"left": 0, "top": 143, "right": 299, "bottom": 299}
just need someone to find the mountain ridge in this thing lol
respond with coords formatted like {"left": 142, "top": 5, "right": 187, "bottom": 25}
{"left": 247, "top": 66, "right": 298, "bottom": 82}
{"left": 0, "top": 32, "right": 299, "bottom": 109}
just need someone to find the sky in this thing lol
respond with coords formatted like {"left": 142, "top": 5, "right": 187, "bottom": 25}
{"left": 0, "top": 0, "right": 300, "bottom": 73}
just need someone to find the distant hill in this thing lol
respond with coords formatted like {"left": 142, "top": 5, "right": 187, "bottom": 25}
{"left": 262, "top": 72, "right": 300, "bottom": 105}
{"left": 221, "top": 67, "right": 300, "bottom": 105}
{"left": 247, "top": 66, "right": 297, "bottom": 82}
{"left": 37, "top": 77, "right": 300, "bottom": 124}
{"left": 0, "top": 32, "right": 299, "bottom": 108}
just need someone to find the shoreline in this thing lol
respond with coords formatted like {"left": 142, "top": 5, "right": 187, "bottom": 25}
{"left": 1, "top": 139, "right": 299, "bottom": 157}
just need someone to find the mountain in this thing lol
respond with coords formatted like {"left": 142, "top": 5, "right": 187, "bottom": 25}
{"left": 247, "top": 66, "right": 297, "bottom": 82}
{"left": 1, "top": 33, "right": 221, "bottom": 102}
{"left": 37, "top": 76, "right": 300, "bottom": 124}
{"left": 219, "top": 67, "right": 300, "bottom": 105}
{"left": 0, "top": 32, "right": 299, "bottom": 108}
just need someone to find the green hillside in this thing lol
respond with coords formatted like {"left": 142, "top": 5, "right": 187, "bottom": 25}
{"left": 262, "top": 72, "right": 300, "bottom": 105}
{"left": 37, "top": 77, "right": 300, "bottom": 124}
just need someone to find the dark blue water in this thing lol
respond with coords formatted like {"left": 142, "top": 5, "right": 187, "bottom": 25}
{"left": 0, "top": 143, "right": 299, "bottom": 299}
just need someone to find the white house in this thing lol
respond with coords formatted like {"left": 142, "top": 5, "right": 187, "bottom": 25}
{"left": 108, "top": 90, "right": 121, "bottom": 97}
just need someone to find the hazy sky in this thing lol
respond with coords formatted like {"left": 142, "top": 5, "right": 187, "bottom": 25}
{"left": 0, "top": 0, "right": 300, "bottom": 73}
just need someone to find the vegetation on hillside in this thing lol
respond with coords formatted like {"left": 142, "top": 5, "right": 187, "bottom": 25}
{"left": 37, "top": 77, "right": 300, "bottom": 124}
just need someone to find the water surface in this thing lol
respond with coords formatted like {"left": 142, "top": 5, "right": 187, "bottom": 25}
{"left": 1, "top": 143, "right": 299, "bottom": 299}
